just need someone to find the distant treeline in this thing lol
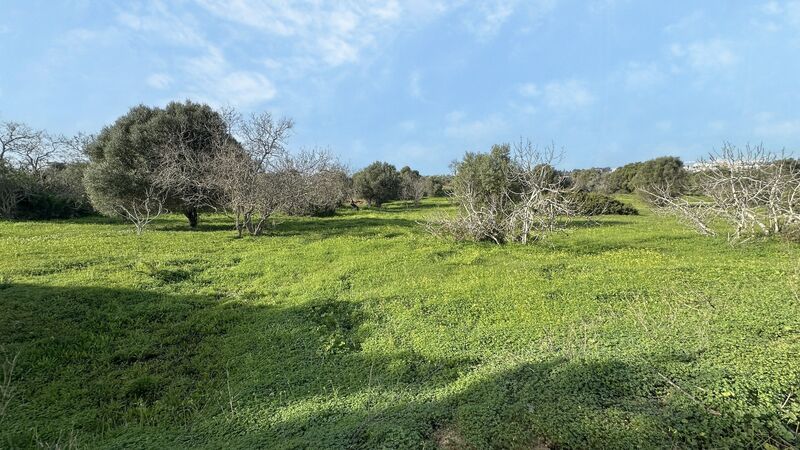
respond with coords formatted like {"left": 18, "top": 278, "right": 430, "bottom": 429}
{"left": 4, "top": 101, "right": 792, "bottom": 239}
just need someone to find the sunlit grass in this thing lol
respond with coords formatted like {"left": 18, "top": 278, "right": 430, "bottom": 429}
{"left": 1, "top": 197, "right": 798, "bottom": 448}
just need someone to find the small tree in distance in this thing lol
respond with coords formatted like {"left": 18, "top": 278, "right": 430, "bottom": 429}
{"left": 353, "top": 161, "right": 400, "bottom": 207}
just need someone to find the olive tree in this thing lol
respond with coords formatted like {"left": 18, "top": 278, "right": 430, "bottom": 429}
{"left": 84, "top": 101, "right": 233, "bottom": 229}
{"left": 426, "top": 140, "right": 576, "bottom": 244}
{"left": 352, "top": 161, "right": 401, "bottom": 207}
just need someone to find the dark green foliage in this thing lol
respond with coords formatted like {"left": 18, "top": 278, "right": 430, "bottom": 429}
{"left": 568, "top": 191, "right": 638, "bottom": 215}
{"left": 84, "top": 101, "right": 233, "bottom": 227}
{"left": 352, "top": 161, "right": 401, "bottom": 207}
{"left": 606, "top": 162, "right": 642, "bottom": 193}
{"left": 570, "top": 167, "right": 611, "bottom": 192}
{"left": 451, "top": 144, "right": 514, "bottom": 203}
{"left": 605, "top": 157, "right": 687, "bottom": 197}
{"left": 632, "top": 156, "right": 687, "bottom": 196}
{"left": 0, "top": 162, "right": 93, "bottom": 219}
{"left": 425, "top": 175, "right": 451, "bottom": 197}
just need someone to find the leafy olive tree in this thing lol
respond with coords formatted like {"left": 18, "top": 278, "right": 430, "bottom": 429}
{"left": 632, "top": 156, "right": 686, "bottom": 198}
{"left": 84, "top": 101, "right": 234, "bottom": 228}
{"left": 352, "top": 161, "right": 401, "bottom": 207}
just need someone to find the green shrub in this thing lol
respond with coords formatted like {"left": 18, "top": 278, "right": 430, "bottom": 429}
{"left": 568, "top": 191, "right": 638, "bottom": 215}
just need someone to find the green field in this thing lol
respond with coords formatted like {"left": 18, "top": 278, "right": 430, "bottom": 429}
{"left": 1, "top": 197, "right": 799, "bottom": 449}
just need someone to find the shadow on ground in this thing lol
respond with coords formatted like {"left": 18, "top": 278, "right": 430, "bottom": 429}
{"left": 2, "top": 282, "right": 795, "bottom": 448}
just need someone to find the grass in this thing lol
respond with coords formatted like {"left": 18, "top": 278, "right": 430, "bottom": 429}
{"left": 1, "top": 196, "right": 799, "bottom": 449}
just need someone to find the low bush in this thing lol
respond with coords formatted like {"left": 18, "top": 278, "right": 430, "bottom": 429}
{"left": 568, "top": 192, "right": 638, "bottom": 216}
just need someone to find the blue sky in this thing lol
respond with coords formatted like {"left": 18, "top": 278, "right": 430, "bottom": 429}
{"left": 1, "top": 0, "right": 800, "bottom": 173}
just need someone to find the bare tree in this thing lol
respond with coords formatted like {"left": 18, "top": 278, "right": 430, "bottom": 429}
{"left": 426, "top": 139, "right": 576, "bottom": 244}
{"left": 207, "top": 111, "right": 294, "bottom": 237}
{"left": 0, "top": 121, "right": 43, "bottom": 163}
{"left": 0, "top": 165, "right": 28, "bottom": 218}
{"left": 401, "top": 172, "right": 427, "bottom": 206}
{"left": 643, "top": 183, "right": 717, "bottom": 237}
{"left": 116, "top": 185, "right": 169, "bottom": 235}
{"left": 277, "top": 148, "right": 349, "bottom": 216}
{"left": 506, "top": 140, "right": 576, "bottom": 243}
{"left": 644, "top": 143, "right": 800, "bottom": 242}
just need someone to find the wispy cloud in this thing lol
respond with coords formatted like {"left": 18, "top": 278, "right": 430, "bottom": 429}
{"left": 444, "top": 111, "right": 507, "bottom": 140}
{"left": 670, "top": 39, "right": 738, "bottom": 71}
{"left": 116, "top": 2, "right": 277, "bottom": 108}
{"left": 180, "top": 46, "right": 276, "bottom": 107}
{"left": 518, "top": 82, "right": 540, "bottom": 97}
{"left": 463, "top": 0, "right": 517, "bottom": 39}
{"left": 193, "top": 0, "right": 446, "bottom": 70}
{"left": 543, "top": 79, "right": 594, "bottom": 110}
{"left": 461, "top": 0, "right": 558, "bottom": 39}
{"left": 146, "top": 73, "right": 172, "bottom": 89}
{"left": 754, "top": 112, "right": 800, "bottom": 138}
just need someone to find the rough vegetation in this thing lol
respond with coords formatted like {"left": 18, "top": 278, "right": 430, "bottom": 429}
{"left": 1, "top": 197, "right": 799, "bottom": 448}
{"left": 2, "top": 104, "right": 799, "bottom": 448}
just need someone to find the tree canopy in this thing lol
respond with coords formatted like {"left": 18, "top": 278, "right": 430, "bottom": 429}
{"left": 352, "top": 161, "right": 401, "bottom": 207}
{"left": 84, "top": 101, "right": 234, "bottom": 227}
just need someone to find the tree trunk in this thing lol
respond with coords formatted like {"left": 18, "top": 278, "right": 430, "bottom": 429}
{"left": 184, "top": 207, "right": 199, "bottom": 228}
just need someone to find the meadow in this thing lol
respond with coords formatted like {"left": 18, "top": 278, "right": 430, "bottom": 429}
{"left": 1, "top": 196, "right": 799, "bottom": 449}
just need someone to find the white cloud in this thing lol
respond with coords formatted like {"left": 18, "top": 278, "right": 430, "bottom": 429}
{"left": 398, "top": 120, "right": 417, "bottom": 132}
{"left": 116, "top": 4, "right": 277, "bottom": 108}
{"left": 518, "top": 83, "right": 539, "bottom": 97}
{"left": 543, "top": 79, "right": 594, "bottom": 110}
{"left": 181, "top": 46, "right": 276, "bottom": 107}
{"left": 757, "top": 1, "right": 800, "bottom": 30}
{"left": 146, "top": 73, "right": 172, "bottom": 89}
{"left": 117, "top": 3, "right": 205, "bottom": 47}
{"left": 671, "top": 39, "right": 738, "bottom": 71}
{"left": 444, "top": 111, "right": 507, "bottom": 140}
{"left": 463, "top": 0, "right": 517, "bottom": 39}
{"left": 193, "top": 0, "right": 448, "bottom": 69}
{"left": 461, "top": 0, "right": 558, "bottom": 39}
{"left": 754, "top": 112, "right": 800, "bottom": 137}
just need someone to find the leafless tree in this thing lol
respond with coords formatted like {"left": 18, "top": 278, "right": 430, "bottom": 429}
{"left": 426, "top": 139, "right": 576, "bottom": 244}
{"left": 277, "top": 148, "right": 349, "bottom": 216}
{"left": 643, "top": 183, "right": 717, "bottom": 237}
{"left": 401, "top": 173, "right": 427, "bottom": 206}
{"left": 155, "top": 119, "right": 219, "bottom": 226}
{"left": 116, "top": 185, "right": 169, "bottom": 235}
{"left": 0, "top": 167, "right": 27, "bottom": 218}
{"left": 0, "top": 121, "right": 43, "bottom": 163}
{"left": 644, "top": 143, "right": 800, "bottom": 242}
{"left": 505, "top": 140, "right": 577, "bottom": 243}
{"left": 207, "top": 111, "right": 294, "bottom": 237}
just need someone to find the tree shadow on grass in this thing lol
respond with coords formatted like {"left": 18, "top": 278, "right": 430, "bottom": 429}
{"left": 561, "top": 218, "right": 637, "bottom": 231}
{"left": 270, "top": 216, "right": 420, "bottom": 239}
{"left": 1, "top": 283, "right": 795, "bottom": 449}
{"left": 0, "top": 283, "right": 473, "bottom": 447}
